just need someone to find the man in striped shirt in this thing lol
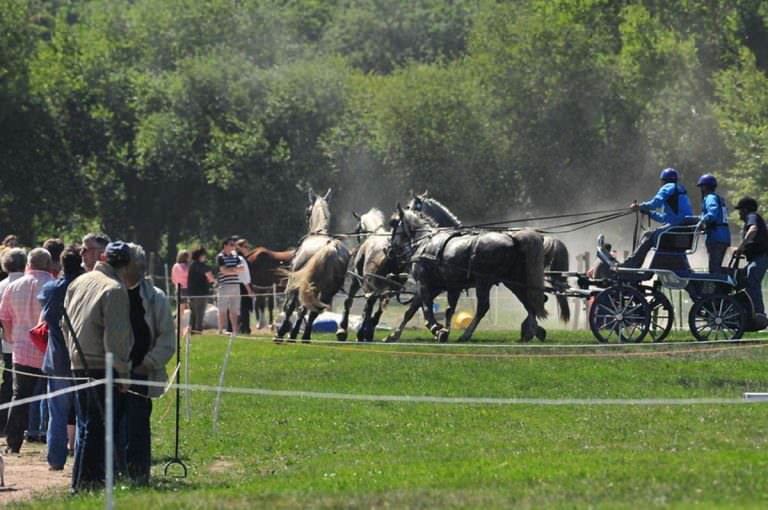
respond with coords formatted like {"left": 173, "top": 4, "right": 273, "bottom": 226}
{"left": 216, "top": 238, "right": 244, "bottom": 335}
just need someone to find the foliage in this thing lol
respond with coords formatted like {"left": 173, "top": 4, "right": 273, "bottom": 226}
{"left": 714, "top": 48, "right": 768, "bottom": 208}
{"left": 2, "top": 0, "right": 768, "bottom": 259}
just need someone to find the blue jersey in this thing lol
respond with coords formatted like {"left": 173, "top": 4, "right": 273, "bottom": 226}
{"left": 639, "top": 182, "right": 693, "bottom": 226}
{"left": 700, "top": 192, "right": 731, "bottom": 245}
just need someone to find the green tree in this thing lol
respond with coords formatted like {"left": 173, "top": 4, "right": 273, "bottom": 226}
{"left": 714, "top": 48, "right": 768, "bottom": 208}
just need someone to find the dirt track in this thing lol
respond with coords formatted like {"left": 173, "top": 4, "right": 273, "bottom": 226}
{"left": 0, "top": 442, "right": 71, "bottom": 506}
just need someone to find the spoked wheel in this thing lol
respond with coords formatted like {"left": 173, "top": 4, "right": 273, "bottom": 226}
{"left": 589, "top": 285, "right": 651, "bottom": 343}
{"left": 643, "top": 287, "right": 674, "bottom": 343}
{"left": 688, "top": 294, "right": 745, "bottom": 341}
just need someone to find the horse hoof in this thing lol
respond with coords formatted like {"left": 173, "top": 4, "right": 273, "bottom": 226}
{"left": 535, "top": 326, "right": 546, "bottom": 341}
{"left": 384, "top": 335, "right": 398, "bottom": 343}
{"left": 273, "top": 337, "right": 284, "bottom": 344}
{"left": 336, "top": 329, "right": 348, "bottom": 342}
{"left": 436, "top": 329, "right": 449, "bottom": 343}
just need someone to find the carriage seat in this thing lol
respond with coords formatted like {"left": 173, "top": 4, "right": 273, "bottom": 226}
{"left": 649, "top": 224, "right": 696, "bottom": 272}
{"left": 655, "top": 225, "right": 695, "bottom": 252}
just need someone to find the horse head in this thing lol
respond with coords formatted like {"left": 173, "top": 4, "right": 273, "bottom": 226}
{"left": 306, "top": 188, "right": 332, "bottom": 234}
{"left": 387, "top": 204, "right": 434, "bottom": 261}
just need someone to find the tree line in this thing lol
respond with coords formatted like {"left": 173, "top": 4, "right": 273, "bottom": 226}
{"left": 1, "top": 0, "right": 767, "bottom": 259}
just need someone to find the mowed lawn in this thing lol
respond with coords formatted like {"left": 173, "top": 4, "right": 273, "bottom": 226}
{"left": 15, "top": 332, "right": 768, "bottom": 509}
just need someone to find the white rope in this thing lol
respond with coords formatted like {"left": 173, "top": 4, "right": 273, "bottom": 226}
{"left": 0, "top": 378, "right": 104, "bottom": 411}
{"left": 234, "top": 334, "right": 768, "bottom": 349}
{"left": 0, "top": 366, "right": 90, "bottom": 381}
{"left": 0, "top": 375, "right": 765, "bottom": 414}
{"left": 113, "top": 378, "right": 766, "bottom": 407}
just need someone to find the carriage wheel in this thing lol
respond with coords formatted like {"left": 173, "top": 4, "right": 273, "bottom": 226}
{"left": 644, "top": 288, "right": 674, "bottom": 343}
{"left": 688, "top": 294, "right": 745, "bottom": 342}
{"left": 589, "top": 285, "right": 650, "bottom": 343}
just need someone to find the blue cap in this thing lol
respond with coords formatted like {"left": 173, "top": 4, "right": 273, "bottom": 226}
{"left": 696, "top": 174, "right": 717, "bottom": 188}
{"left": 659, "top": 168, "right": 679, "bottom": 182}
{"left": 105, "top": 241, "right": 131, "bottom": 268}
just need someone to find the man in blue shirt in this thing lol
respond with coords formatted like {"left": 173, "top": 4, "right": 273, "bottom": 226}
{"left": 622, "top": 168, "right": 695, "bottom": 268}
{"left": 695, "top": 174, "right": 731, "bottom": 273}
{"left": 38, "top": 245, "right": 84, "bottom": 470}
{"left": 733, "top": 197, "right": 768, "bottom": 319}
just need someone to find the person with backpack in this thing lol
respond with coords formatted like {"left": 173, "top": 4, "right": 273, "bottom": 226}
{"left": 695, "top": 174, "right": 731, "bottom": 273}
{"left": 621, "top": 167, "right": 695, "bottom": 268}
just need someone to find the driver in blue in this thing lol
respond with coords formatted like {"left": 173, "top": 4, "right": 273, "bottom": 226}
{"left": 695, "top": 174, "right": 730, "bottom": 273}
{"left": 621, "top": 168, "right": 694, "bottom": 268}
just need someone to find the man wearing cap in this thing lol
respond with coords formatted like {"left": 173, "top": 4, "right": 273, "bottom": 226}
{"left": 0, "top": 248, "right": 53, "bottom": 454}
{"left": 695, "top": 174, "right": 731, "bottom": 273}
{"left": 621, "top": 167, "right": 695, "bottom": 268}
{"left": 733, "top": 197, "right": 768, "bottom": 320}
{"left": 64, "top": 241, "right": 133, "bottom": 491}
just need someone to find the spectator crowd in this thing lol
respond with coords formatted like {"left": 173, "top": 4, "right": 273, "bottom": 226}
{"left": 0, "top": 233, "right": 180, "bottom": 492}
{"left": 0, "top": 232, "right": 260, "bottom": 492}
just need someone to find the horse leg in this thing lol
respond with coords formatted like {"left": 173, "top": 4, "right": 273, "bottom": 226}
{"left": 275, "top": 290, "right": 297, "bottom": 340}
{"left": 510, "top": 288, "right": 541, "bottom": 342}
{"left": 254, "top": 296, "right": 266, "bottom": 329}
{"left": 445, "top": 289, "right": 461, "bottom": 334}
{"left": 458, "top": 283, "right": 491, "bottom": 342}
{"left": 420, "top": 289, "right": 448, "bottom": 342}
{"left": 290, "top": 306, "right": 307, "bottom": 341}
{"left": 268, "top": 295, "right": 276, "bottom": 330}
{"left": 384, "top": 296, "right": 422, "bottom": 343}
{"left": 357, "top": 295, "right": 376, "bottom": 341}
{"left": 367, "top": 297, "right": 388, "bottom": 342}
{"left": 337, "top": 279, "right": 359, "bottom": 342}
{"left": 302, "top": 310, "right": 320, "bottom": 343}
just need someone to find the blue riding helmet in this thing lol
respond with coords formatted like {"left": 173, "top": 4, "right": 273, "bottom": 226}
{"left": 659, "top": 167, "right": 679, "bottom": 182}
{"left": 696, "top": 174, "right": 717, "bottom": 188}
{"left": 105, "top": 241, "right": 131, "bottom": 268}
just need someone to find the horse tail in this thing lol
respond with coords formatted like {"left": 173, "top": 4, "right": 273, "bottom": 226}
{"left": 287, "top": 241, "right": 347, "bottom": 313}
{"left": 517, "top": 229, "right": 548, "bottom": 320}
{"left": 543, "top": 236, "right": 570, "bottom": 323}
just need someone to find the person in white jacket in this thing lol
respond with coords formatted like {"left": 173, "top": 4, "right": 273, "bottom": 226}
{"left": 120, "top": 243, "right": 175, "bottom": 484}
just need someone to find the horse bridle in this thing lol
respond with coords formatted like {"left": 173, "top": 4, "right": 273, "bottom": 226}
{"left": 386, "top": 209, "right": 431, "bottom": 264}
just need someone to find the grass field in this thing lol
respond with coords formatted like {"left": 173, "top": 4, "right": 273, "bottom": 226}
{"left": 13, "top": 330, "right": 768, "bottom": 509}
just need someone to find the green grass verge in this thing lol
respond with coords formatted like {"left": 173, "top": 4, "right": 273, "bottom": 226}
{"left": 13, "top": 333, "right": 768, "bottom": 509}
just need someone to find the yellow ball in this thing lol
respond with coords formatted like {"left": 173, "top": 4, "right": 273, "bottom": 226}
{"left": 452, "top": 311, "right": 474, "bottom": 329}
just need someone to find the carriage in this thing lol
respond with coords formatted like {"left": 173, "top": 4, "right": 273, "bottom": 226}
{"left": 557, "top": 225, "right": 766, "bottom": 343}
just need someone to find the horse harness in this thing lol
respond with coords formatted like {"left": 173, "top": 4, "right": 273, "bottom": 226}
{"left": 412, "top": 230, "right": 482, "bottom": 280}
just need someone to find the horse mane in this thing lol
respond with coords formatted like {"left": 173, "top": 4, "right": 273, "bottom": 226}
{"left": 360, "top": 208, "right": 387, "bottom": 233}
{"left": 397, "top": 208, "right": 438, "bottom": 231}
{"left": 415, "top": 195, "right": 462, "bottom": 228}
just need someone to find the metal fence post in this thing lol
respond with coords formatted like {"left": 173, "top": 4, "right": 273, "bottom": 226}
{"left": 105, "top": 353, "right": 114, "bottom": 510}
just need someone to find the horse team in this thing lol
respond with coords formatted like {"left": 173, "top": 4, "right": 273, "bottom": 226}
{"left": 251, "top": 188, "right": 571, "bottom": 344}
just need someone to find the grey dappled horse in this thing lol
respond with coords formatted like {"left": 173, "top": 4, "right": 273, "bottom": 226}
{"left": 275, "top": 189, "right": 351, "bottom": 342}
{"left": 342, "top": 208, "right": 407, "bottom": 341}
{"left": 387, "top": 207, "right": 548, "bottom": 342}
{"left": 406, "top": 193, "right": 571, "bottom": 327}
